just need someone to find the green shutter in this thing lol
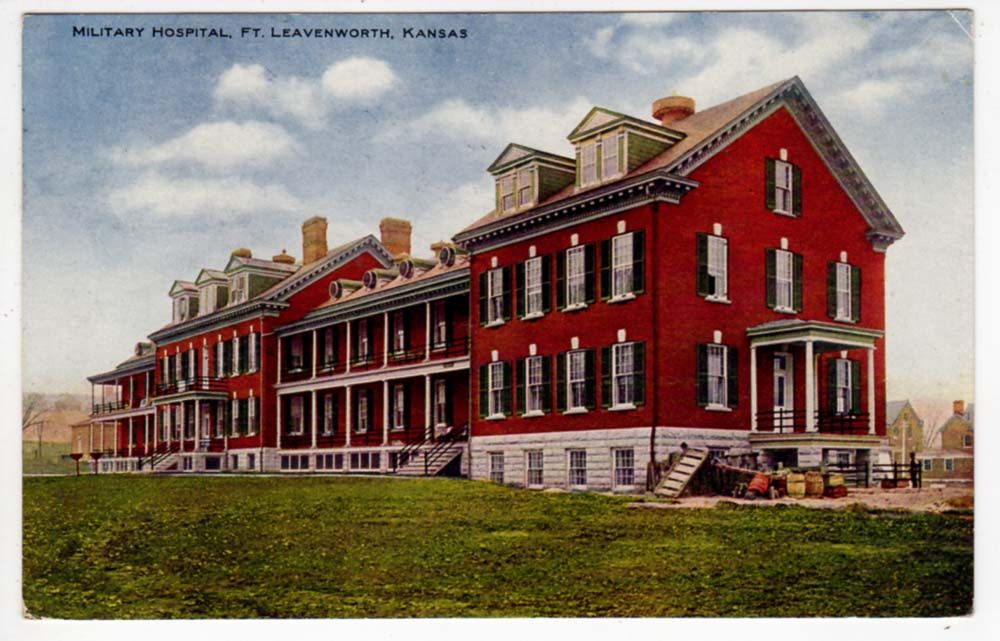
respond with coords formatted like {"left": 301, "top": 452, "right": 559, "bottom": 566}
{"left": 541, "top": 355, "right": 552, "bottom": 413}
{"left": 827, "top": 262, "right": 838, "bottom": 319}
{"left": 501, "top": 266, "right": 512, "bottom": 321}
{"left": 502, "top": 361, "right": 513, "bottom": 416}
{"left": 696, "top": 233, "right": 710, "bottom": 296}
{"left": 827, "top": 360, "right": 838, "bottom": 415}
{"left": 792, "top": 165, "right": 803, "bottom": 216}
{"left": 851, "top": 360, "right": 861, "bottom": 414}
{"left": 556, "top": 251, "right": 566, "bottom": 310}
{"left": 793, "top": 253, "right": 803, "bottom": 312}
{"left": 600, "top": 239, "right": 612, "bottom": 301}
{"left": 515, "top": 358, "right": 526, "bottom": 416}
{"left": 851, "top": 265, "right": 862, "bottom": 322}
{"left": 478, "top": 365, "right": 488, "bottom": 418}
{"left": 765, "top": 249, "right": 777, "bottom": 309}
{"left": 765, "top": 158, "right": 777, "bottom": 211}
{"left": 696, "top": 344, "right": 709, "bottom": 407}
{"left": 584, "top": 244, "right": 596, "bottom": 304}
{"left": 727, "top": 347, "right": 738, "bottom": 409}
{"left": 601, "top": 346, "right": 612, "bottom": 409}
{"left": 584, "top": 349, "right": 596, "bottom": 410}
{"left": 516, "top": 262, "right": 526, "bottom": 319}
{"left": 541, "top": 255, "right": 552, "bottom": 313}
{"left": 556, "top": 352, "right": 567, "bottom": 413}
{"left": 634, "top": 342, "right": 646, "bottom": 406}
{"left": 478, "top": 272, "right": 488, "bottom": 326}
{"left": 632, "top": 230, "right": 645, "bottom": 294}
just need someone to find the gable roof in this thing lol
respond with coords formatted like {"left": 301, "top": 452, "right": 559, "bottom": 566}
{"left": 487, "top": 143, "right": 574, "bottom": 175}
{"left": 168, "top": 280, "right": 197, "bottom": 297}
{"left": 567, "top": 106, "right": 684, "bottom": 142}
{"left": 886, "top": 400, "right": 916, "bottom": 426}
{"left": 194, "top": 269, "right": 228, "bottom": 286}
{"left": 224, "top": 254, "right": 299, "bottom": 274}
{"left": 456, "top": 77, "right": 904, "bottom": 247}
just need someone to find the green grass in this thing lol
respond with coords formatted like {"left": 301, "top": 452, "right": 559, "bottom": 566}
{"left": 22, "top": 441, "right": 83, "bottom": 475}
{"left": 23, "top": 476, "right": 972, "bottom": 618}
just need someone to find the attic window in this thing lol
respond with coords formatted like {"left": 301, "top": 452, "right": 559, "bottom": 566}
{"left": 200, "top": 285, "right": 216, "bottom": 315}
{"left": 173, "top": 297, "right": 190, "bottom": 323}
{"left": 601, "top": 136, "right": 620, "bottom": 179}
{"left": 500, "top": 175, "right": 515, "bottom": 213}
{"left": 580, "top": 143, "right": 598, "bottom": 186}
{"left": 230, "top": 274, "right": 248, "bottom": 305}
{"left": 517, "top": 168, "right": 533, "bottom": 207}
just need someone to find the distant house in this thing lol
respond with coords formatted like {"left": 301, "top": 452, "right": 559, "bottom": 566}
{"left": 885, "top": 400, "right": 924, "bottom": 464}
{"left": 917, "top": 400, "right": 973, "bottom": 483}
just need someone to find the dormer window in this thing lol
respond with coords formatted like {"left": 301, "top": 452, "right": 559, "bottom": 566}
{"left": 500, "top": 175, "right": 515, "bottom": 213}
{"left": 173, "top": 298, "right": 189, "bottom": 323}
{"left": 580, "top": 142, "right": 598, "bottom": 186}
{"left": 199, "top": 285, "right": 216, "bottom": 315}
{"left": 230, "top": 274, "right": 248, "bottom": 305}
{"left": 517, "top": 168, "right": 533, "bottom": 207}
{"left": 601, "top": 136, "right": 619, "bottom": 179}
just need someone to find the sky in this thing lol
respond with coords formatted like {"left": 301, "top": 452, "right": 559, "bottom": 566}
{"left": 21, "top": 11, "right": 974, "bottom": 409}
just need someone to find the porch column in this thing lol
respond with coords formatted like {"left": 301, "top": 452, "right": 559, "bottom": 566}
{"left": 312, "top": 329, "right": 318, "bottom": 378}
{"left": 277, "top": 338, "right": 283, "bottom": 384}
{"left": 345, "top": 385, "right": 352, "bottom": 447}
{"left": 89, "top": 422, "right": 94, "bottom": 453}
{"left": 424, "top": 375, "right": 432, "bottom": 440}
{"left": 153, "top": 408, "right": 159, "bottom": 448}
{"left": 424, "top": 302, "right": 432, "bottom": 361}
{"left": 166, "top": 406, "right": 172, "bottom": 446}
{"left": 311, "top": 390, "right": 318, "bottom": 448}
{"left": 276, "top": 395, "right": 282, "bottom": 451}
{"left": 128, "top": 417, "right": 133, "bottom": 458}
{"left": 180, "top": 401, "right": 187, "bottom": 448}
{"left": 144, "top": 414, "right": 150, "bottom": 454}
{"left": 100, "top": 421, "right": 105, "bottom": 451}
{"left": 749, "top": 346, "right": 758, "bottom": 431}
{"left": 383, "top": 312, "right": 390, "bottom": 367}
{"left": 867, "top": 347, "right": 876, "bottom": 434}
{"left": 382, "top": 380, "right": 390, "bottom": 444}
{"left": 345, "top": 323, "right": 352, "bottom": 373}
{"left": 804, "top": 340, "right": 816, "bottom": 432}
{"left": 194, "top": 399, "right": 201, "bottom": 449}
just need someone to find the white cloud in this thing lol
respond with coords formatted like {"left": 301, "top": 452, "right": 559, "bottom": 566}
{"left": 620, "top": 13, "right": 679, "bottom": 28}
{"left": 377, "top": 96, "right": 594, "bottom": 156}
{"left": 108, "top": 172, "right": 305, "bottom": 218}
{"left": 214, "top": 58, "right": 398, "bottom": 128}
{"left": 107, "top": 121, "right": 300, "bottom": 171}
{"left": 412, "top": 179, "right": 494, "bottom": 249}
{"left": 829, "top": 78, "right": 907, "bottom": 121}
{"left": 321, "top": 56, "right": 399, "bottom": 101}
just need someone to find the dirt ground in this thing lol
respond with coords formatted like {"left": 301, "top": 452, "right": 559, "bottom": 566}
{"left": 628, "top": 484, "right": 974, "bottom": 513}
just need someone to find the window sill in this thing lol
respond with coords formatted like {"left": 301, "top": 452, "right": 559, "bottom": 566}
{"left": 522, "top": 311, "right": 545, "bottom": 321}
{"left": 484, "top": 320, "right": 505, "bottom": 329}
{"left": 563, "top": 303, "right": 588, "bottom": 313}
{"left": 609, "top": 403, "right": 637, "bottom": 412}
{"left": 608, "top": 293, "right": 636, "bottom": 304}
{"left": 430, "top": 344, "right": 449, "bottom": 352}
{"left": 391, "top": 427, "right": 405, "bottom": 432}
{"left": 833, "top": 316, "right": 857, "bottom": 324}
{"left": 485, "top": 414, "right": 506, "bottom": 421}
{"left": 705, "top": 405, "right": 732, "bottom": 412}
{"left": 772, "top": 209, "right": 798, "bottom": 218}
{"left": 564, "top": 407, "right": 589, "bottom": 415}
{"left": 773, "top": 306, "right": 798, "bottom": 315}
{"left": 522, "top": 410, "right": 545, "bottom": 418}
{"left": 705, "top": 295, "right": 731, "bottom": 305}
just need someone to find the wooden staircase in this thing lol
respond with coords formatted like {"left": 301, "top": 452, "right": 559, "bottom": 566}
{"left": 655, "top": 447, "right": 710, "bottom": 498}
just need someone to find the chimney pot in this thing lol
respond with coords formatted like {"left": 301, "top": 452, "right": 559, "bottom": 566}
{"left": 272, "top": 249, "right": 295, "bottom": 265}
{"left": 231, "top": 247, "right": 252, "bottom": 259}
{"left": 379, "top": 217, "right": 412, "bottom": 258}
{"left": 953, "top": 400, "right": 965, "bottom": 416}
{"left": 302, "top": 216, "right": 328, "bottom": 264}
{"left": 652, "top": 95, "right": 695, "bottom": 126}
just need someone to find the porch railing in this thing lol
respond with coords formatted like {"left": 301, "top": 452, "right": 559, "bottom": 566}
{"left": 755, "top": 409, "right": 870, "bottom": 435}
{"left": 156, "top": 377, "right": 229, "bottom": 395}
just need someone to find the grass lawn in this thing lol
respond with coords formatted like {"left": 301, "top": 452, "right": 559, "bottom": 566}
{"left": 22, "top": 441, "right": 83, "bottom": 476}
{"left": 23, "top": 475, "right": 972, "bottom": 618}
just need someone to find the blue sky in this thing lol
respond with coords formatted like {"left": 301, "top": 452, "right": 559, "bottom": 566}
{"left": 21, "top": 11, "right": 974, "bottom": 408}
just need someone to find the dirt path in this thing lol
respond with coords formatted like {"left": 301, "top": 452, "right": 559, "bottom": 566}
{"left": 628, "top": 485, "right": 973, "bottom": 513}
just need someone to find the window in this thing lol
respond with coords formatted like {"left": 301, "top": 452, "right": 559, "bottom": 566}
{"left": 322, "top": 327, "right": 336, "bottom": 366}
{"left": 289, "top": 396, "right": 305, "bottom": 435}
{"left": 566, "top": 246, "right": 586, "bottom": 308}
{"left": 201, "top": 348, "right": 210, "bottom": 379}
{"left": 613, "top": 448, "right": 635, "bottom": 488}
{"left": 828, "top": 262, "right": 860, "bottom": 322}
{"left": 524, "top": 257, "right": 543, "bottom": 317}
{"left": 173, "top": 297, "right": 190, "bottom": 322}
{"left": 357, "top": 391, "right": 370, "bottom": 433}
{"left": 834, "top": 359, "right": 853, "bottom": 414}
{"left": 357, "top": 321, "right": 370, "bottom": 362}
{"left": 434, "top": 379, "right": 449, "bottom": 427}
{"left": 489, "top": 362, "right": 505, "bottom": 418}
{"left": 517, "top": 168, "right": 533, "bottom": 207}
{"left": 695, "top": 343, "right": 737, "bottom": 410}
{"left": 775, "top": 249, "right": 794, "bottom": 311}
{"left": 432, "top": 300, "right": 448, "bottom": 347}
{"left": 580, "top": 143, "right": 597, "bottom": 186}
{"left": 322, "top": 394, "right": 335, "bottom": 435}
{"left": 707, "top": 345, "right": 727, "bottom": 408}
{"left": 944, "top": 458, "right": 954, "bottom": 472}
{"left": 526, "top": 451, "right": 544, "bottom": 487}
{"left": 231, "top": 454, "right": 239, "bottom": 470}
{"left": 774, "top": 160, "right": 793, "bottom": 214}
{"left": 612, "top": 342, "right": 636, "bottom": 407}
{"left": 922, "top": 459, "right": 932, "bottom": 471}
{"left": 500, "top": 175, "right": 515, "bottom": 212}
{"left": 289, "top": 335, "right": 304, "bottom": 371}
{"left": 248, "top": 332, "right": 258, "bottom": 373}
{"left": 568, "top": 350, "right": 588, "bottom": 411}
{"left": 392, "top": 384, "right": 406, "bottom": 430}
{"left": 526, "top": 356, "right": 545, "bottom": 414}
{"left": 248, "top": 397, "right": 258, "bottom": 434}
{"left": 393, "top": 312, "right": 406, "bottom": 354}
{"left": 836, "top": 451, "right": 851, "bottom": 466}
{"left": 199, "top": 286, "right": 215, "bottom": 315}
{"left": 608, "top": 234, "right": 634, "bottom": 299}
{"left": 488, "top": 268, "right": 505, "bottom": 324}
{"left": 568, "top": 450, "right": 587, "bottom": 488}
{"left": 489, "top": 452, "right": 505, "bottom": 483}
{"left": 230, "top": 274, "right": 248, "bottom": 305}
{"left": 836, "top": 263, "right": 852, "bottom": 320}
{"left": 697, "top": 234, "right": 729, "bottom": 300}
{"left": 214, "top": 403, "right": 225, "bottom": 438}
{"left": 963, "top": 434, "right": 973, "bottom": 448}
{"left": 601, "top": 135, "right": 619, "bottom": 179}
{"left": 215, "top": 342, "right": 225, "bottom": 379}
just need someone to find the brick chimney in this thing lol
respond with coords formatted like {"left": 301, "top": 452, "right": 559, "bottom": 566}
{"left": 953, "top": 400, "right": 965, "bottom": 416}
{"left": 379, "top": 217, "right": 412, "bottom": 258}
{"left": 652, "top": 95, "right": 695, "bottom": 126}
{"left": 302, "top": 216, "right": 328, "bottom": 264}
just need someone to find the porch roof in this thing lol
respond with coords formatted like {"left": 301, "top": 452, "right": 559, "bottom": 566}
{"left": 746, "top": 319, "right": 883, "bottom": 350}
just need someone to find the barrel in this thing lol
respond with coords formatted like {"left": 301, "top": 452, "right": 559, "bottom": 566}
{"left": 786, "top": 473, "right": 806, "bottom": 498}
{"left": 805, "top": 471, "right": 824, "bottom": 496}
{"left": 826, "top": 473, "right": 845, "bottom": 488}
{"left": 748, "top": 473, "right": 770, "bottom": 496}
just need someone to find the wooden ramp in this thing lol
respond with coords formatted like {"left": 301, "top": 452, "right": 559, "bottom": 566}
{"left": 655, "top": 448, "right": 710, "bottom": 498}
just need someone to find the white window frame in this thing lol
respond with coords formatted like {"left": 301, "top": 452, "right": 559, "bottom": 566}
{"left": 230, "top": 273, "right": 248, "bottom": 305}
{"left": 488, "top": 362, "right": 505, "bottom": 419}
{"left": 499, "top": 175, "right": 515, "bottom": 213}
{"left": 774, "top": 160, "right": 794, "bottom": 215}
{"left": 231, "top": 399, "right": 240, "bottom": 436}
{"left": 835, "top": 262, "right": 852, "bottom": 321}
{"left": 526, "top": 450, "right": 544, "bottom": 488}
{"left": 489, "top": 452, "right": 505, "bottom": 483}
{"left": 322, "top": 394, "right": 335, "bottom": 435}
{"left": 199, "top": 285, "right": 215, "bottom": 315}
{"left": 963, "top": 434, "right": 973, "bottom": 447}
{"left": 393, "top": 312, "right": 406, "bottom": 354}
{"left": 613, "top": 448, "right": 635, "bottom": 488}
{"left": 601, "top": 135, "right": 619, "bottom": 180}
{"left": 944, "top": 458, "right": 954, "bottom": 472}
{"left": 356, "top": 391, "right": 370, "bottom": 433}
{"left": 517, "top": 168, "right": 533, "bottom": 208}
{"left": 835, "top": 359, "right": 853, "bottom": 414}
{"left": 567, "top": 449, "right": 587, "bottom": 488}
{"left": 565, "top": 246, "right": 586, "bottom": 309}
{"left": 567, "top": 350, "right": 588, "bottom": 413}
{"left": 775, "top": 249, "right": 794, "bottom": 312}
{"left": 707, "top": 344, "right": 728, "bottom": 409}
{"left": 487, "top": 268, "right": 505, "bottom": 325}
{"left": 525, "top": 355, "right": 545, "bottom": 416}
{"left": 392, "top": 384, "right": 406, "bottom": 430}
{"left": 248, "top": 332, "right": 258, "bottom": 373}
{"left": 612, "top": 342, "right": 636, "bottom": 409}
{"left": 580, "top": 142, "right": 597, "bottom": 186}
{"left": 432, "top": 300, "right": 448, "bottom": 347}
{"left": 188, "top": 348, "right": 196, "bottom": 381}
{"left": 290, "top": 396, "right": 305, "bottom": 435}
{"left": 707, "top": 235, "right": 729, "bottom": 301}
{"left": 434, "top": 379, "right": 448, "bottom": 427}
{"left": 358, "top": 321, "right": 370, "bottom": 362}
{"left": 232, "top": 335, "right": 241, "bottom": 376}
{"left": 922, "top": 459, "right": 932, "bottom": 472}
{"left": 611, "top": 233, "right": 634, "bottom": 300}
{"left": 524, "top": 257, "right": 544, "bottom": 318}
{"left": 201, "top": 347, "right": 210, "bottom": 379}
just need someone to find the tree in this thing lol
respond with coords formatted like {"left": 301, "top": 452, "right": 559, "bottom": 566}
{"left": 22, "top": 393, "right": 48, "bottom": 459}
